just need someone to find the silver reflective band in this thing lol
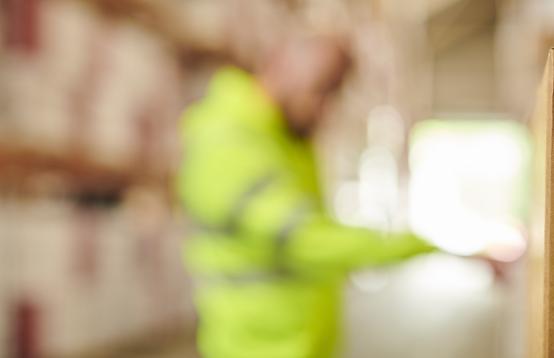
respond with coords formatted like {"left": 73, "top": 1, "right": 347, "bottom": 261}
{"left": 274, "top": 200, "right": 314, "bottom": 266}
{"left": 188, "top": 172, "right": 278, "bottom": 234}
{"left": 225, "top": 172, "right": 278, "bottom": 232}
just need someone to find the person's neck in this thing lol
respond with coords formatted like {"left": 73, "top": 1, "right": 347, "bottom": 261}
{"left": 258, "top": 72, "right": 314, "bottom": 138}
{"left": 258, "top": 72, "right": 286, "bottom": 106}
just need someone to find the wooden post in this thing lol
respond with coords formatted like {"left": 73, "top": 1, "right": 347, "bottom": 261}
{"left": 530, "top": 48, "right": 554, "bottom": 358}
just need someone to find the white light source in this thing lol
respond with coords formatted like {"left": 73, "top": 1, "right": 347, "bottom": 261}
{"left": 409, "top": 120, "right": 530, "bottom": 261}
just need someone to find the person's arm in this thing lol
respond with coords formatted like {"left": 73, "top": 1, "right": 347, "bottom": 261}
{"left": 283, "top": 216, "right": 435, "bottom": 274}
{"left": 178, "top": 126, "right": 435, "bottom": 275}
{"left": 233, "top": 173, "right": 435, "bottom": 274}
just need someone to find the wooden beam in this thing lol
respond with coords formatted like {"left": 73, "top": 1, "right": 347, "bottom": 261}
{"left": 530, "top": 48, "right": 554, "bottom": 358}
{"left": 0, "top": 142, "right": 171, "bottom": 196}
{"left": 427, "top": 0, "right": 497, "bottom": 55}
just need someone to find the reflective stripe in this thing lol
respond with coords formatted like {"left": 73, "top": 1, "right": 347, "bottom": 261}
{"left": 193, "top": 200, "right": 314, "bottom": 287}
{"left": 225, "top": 172, "right": 278, "bottom": 232}
{"left": 274, "top": 200, "right": 314, "bottom": 269}
{"left": 188, "top": 172, "right": 277, "bottom": 234}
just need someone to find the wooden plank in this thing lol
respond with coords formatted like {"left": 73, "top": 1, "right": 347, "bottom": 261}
{"left": 426, "top": 0, "right": 496, "bottom": 54}
{"left": 0, "top": 142, "right": 172, "bottom": 196}
{"left": 547, "top": 49, "right": 554, "bottom": 358}
{"left": 530, "top": 48, "right": 554, "bottom": 358}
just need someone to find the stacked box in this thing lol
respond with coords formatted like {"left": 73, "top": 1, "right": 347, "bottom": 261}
{"left": 0, "top": 0, "right": 184, "bottom": 173}
{"left": 0, "top": 1, "right": 189, "bottom": 352}
{"left": 0, "top": 194, "right": 192, "bottom": 357}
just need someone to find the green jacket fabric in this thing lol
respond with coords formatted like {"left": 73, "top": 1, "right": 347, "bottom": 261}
{"left": 176, "top": 67, "right": 434, "bottom": 358}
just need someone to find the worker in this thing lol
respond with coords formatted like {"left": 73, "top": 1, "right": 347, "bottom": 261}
{"left": 176, "top": 36, "right": 436, "bottom": 358}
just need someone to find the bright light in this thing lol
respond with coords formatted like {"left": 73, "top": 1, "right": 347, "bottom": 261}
{"left": 334, "top": 180, "right": 363, "bottom": 226}
{"left": 409, "top": 120, "right": 530, "bottom": 261}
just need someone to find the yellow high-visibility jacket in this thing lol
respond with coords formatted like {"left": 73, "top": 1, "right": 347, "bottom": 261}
{"left": 176, "top": 67, "right": 435, "bottom": 358}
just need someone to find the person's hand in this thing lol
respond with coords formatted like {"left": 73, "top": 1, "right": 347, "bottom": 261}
{"left": 469, "top": 252, "right": 522, "bottom": 282}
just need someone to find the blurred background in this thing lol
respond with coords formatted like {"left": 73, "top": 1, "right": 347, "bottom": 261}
{"left": 0, "top": 0, "right": 552, "bottom": 357}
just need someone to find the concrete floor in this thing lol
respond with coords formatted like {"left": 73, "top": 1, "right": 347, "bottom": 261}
{"left": 343, "top": 254, "right": 523, "bottom": 358}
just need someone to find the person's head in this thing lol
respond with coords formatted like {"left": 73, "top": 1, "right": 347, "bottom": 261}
{"left": 259, "top": 35, "right": 351, "bottom": 137}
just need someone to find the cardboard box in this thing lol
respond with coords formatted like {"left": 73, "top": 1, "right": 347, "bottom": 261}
{"left": 0, "top": 193, "right": 192, "bottom": 357}
{"left": 0, "top": 0, "right": 184, "bottom": 174}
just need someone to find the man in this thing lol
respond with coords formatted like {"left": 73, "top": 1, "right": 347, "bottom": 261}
{"left": 176, "top": 36, "right": 436, "bottom": 358}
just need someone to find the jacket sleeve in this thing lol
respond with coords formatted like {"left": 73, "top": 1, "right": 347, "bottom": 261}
{"left": 178, "top": 126, "right": 435, "bottom": 274}
{"left": 282, "top": 216, "right": 436, "bottom": 274}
